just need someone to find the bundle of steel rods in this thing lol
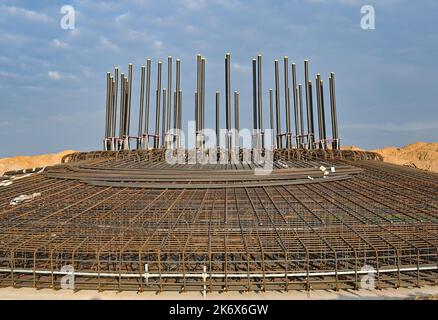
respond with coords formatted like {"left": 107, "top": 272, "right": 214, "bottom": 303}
{"left": 103, "top": 53, "right": 340, "bottom": 152}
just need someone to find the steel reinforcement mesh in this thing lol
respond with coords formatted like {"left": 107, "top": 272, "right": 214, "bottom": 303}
{"left": 0, "top": 151, "right": 437, "bottom": 293}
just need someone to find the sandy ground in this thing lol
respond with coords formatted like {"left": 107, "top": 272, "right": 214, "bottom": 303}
{"left": 372, "top": 142, "right": 438, "bottom": 173}
{"left": 0, "top": 285, "right": 437, "bottom": 300}
{"left": 0, "top": 150, "right": 77, "bottom": 176}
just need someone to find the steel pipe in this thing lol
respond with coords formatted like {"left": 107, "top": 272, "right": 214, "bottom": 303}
{"left": 144, "top": 59, "right": 151, "bottom": 146}
{"left": 316, "top": 73, "right": 323, "bottom": 144}
{"left": 329, "top": 72, "right": 339, "bottom": 150}
{"left": 154, "top": 61, "right": 162, "bottom": 148}
{"left": 201, "top": 57, "right": 206, "bottom": 131}
{"left": 257, "top": 54, "right": 263, "bottom": 131}
{"left": 112, "top": 67, "right": 118, "bottom": 139}
{"left": 216, "top": 91, "right": 220, "bottom": 149}
{"left": 105, "top": 72, "right": 111, "bottom": 139}
{"left": 274, "top": 60, "right": 282, "bottom": 148}
{"left": 161, "top": 88, "right": 167, "bottom": 148}
{"left": 167, "top": 56, "right": 172, "bottom": 135}
{"left": 119, "top": 73, "right": 125, "bottom": 139}
{"left": 304, "top": 60, "right": 314, "bottom": 148}
{"left": 197, "top": 54, "right": 202, "bottom": 132}
{"left": 307, "top": 80, "right": 315, "bottom": 149}
{"left": 175, "top": 59, "right": 181, "bottom": 131}
{"left": 298, "top": 84, "right": 305, "bottom": 147}
{"left": 284, "top": 56, "right": 291, "bottom": 148}
{"left": 234, "top": 91, "right": 239, "bottom": 149}
{"left": 138, "top": 65, "right": 146, "bottom": 146}
{"left": 252, "top": 59, "right": 258, "bottom": 131}
{"left": 320, "top": 79, "right": 327, "bottom": 148}
{"left": 269, "top": 88, "right": 275, "bottom": 148}
{"left": 178, "top": 90, "right": 182, "bottom": 132}
{"left": 292, "top": 63, "right": 299, "bottom": 147}
{"left": 126, "top": 63, "right": 133, "bottom": 136}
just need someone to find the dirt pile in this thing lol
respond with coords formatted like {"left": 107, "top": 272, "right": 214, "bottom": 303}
{"left": 372, "top": 142, "right": 438, "bottom": 173}
{"left": 0, "top": 150, "right": 77, "bottom": 176}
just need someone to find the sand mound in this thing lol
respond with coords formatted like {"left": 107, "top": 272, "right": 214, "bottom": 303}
{"left": 372, "top": 142, "right": 438, "bottom": 173}
{"left": 0, "top": 150, "right": 77, "bottom": 176}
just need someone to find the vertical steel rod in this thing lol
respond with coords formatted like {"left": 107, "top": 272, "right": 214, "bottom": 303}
{"left": 144, "top": 59, "right": 151, "bottom": 144}
{"left": 329, "top": 72, "right": 339, "bottom": 150}
{"left": 195, "top": 91, "right": 199, "bottom": 135}
{"left": 234, "top": 91, "right": 239, "bottom": 149}
{"left": 320, "top": 79, "right": 327, "bottom": 147}
{"left": 167, "top": 56, "right": 172, "bottom": 134}
{"left": 105, "top": 72, "right": 111, "bottom": 139}
{"left": 284, "top": 56, "right": 291, "bottom": 148}
{"left": 292, "top": 63, "right": 299, "bottom": 147}
{"left": 274, "top": 60, "right": 282, "bottom": 148}
{"left": 175, "top": 59, "right": 181, "bottom": 131}
{"left": 304, "top": 61, "right": 314, "bottom": 149}
{"left": 154, "top": 61, "right": 162, "bottom": 148}
{"left": 257, "top": 54, "right": 264, "bottom": 150}
{"left": 216, "top": 91, "right": 220, "bottom": 149}
{"left": 111, "top": 76, "right": 115, "bottom": 145}
{"left": 178, "top": 90, "right": 182, "bottom": 132}
{"left": 257, "top": 54, "right": 263, "bottom": 131}
{"left": 197, "top": 54, "right": 202, "bottom": 132}
{"left": 124, "top": 77, "right": 129, "bottom": 140}
{"left": 252, "top": 59, "right": 258, "bottom": 131}
{"left": 201, "top": 57, "right": 206, "bottom": 131}
{"left": 225, "top": 53, "right": 231, "bottom": 158}
{"left": 138, "top": 65, "right": 146, "bottom": 141}
{"left": 269, "top": 89, "right": 274, "bottom": 148}
{"left": 161, "top": 88, "right": 167, "bottom": 148}
{"left": 316, "top": 74, "right": 323, "bottom": 145}
{"left": 126, "top": 63, "right": 133, "bottom": 136}
{"left": 112, "top": 67, "right": 118, "bottom": 139}
{"left": 298, "top": 84, "right": 305, "bottom": 147}
{"left": 119, "top": 73, "right": 125, "bottom": 140}
{"left": 307, "top": 79, "right": 315, "bottom": 149}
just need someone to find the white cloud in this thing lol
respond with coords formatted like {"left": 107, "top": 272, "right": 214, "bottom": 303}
{"left": 0, "top": 32, "right": 30, "bottom": 45}
{"left": 52, "top": 39, "right": 69, "bottom": 49}
{"left": 153, "top": 40, "right": 164, "bottom": 50}
{"left": 232, "top": 62, "right": 251, "bottom": 73}
{"left": 1, "top": 5, "right": 50, "bottom": 22}
{"left": 185, "top": 25, "right": 197, "bottom": 33}
{"left": 214, "top": 0, "right": 242, "bottom": 9}
{"left": 115, "top": 13, "right": 129, "bottom": 27}
{"left": 0, "top": 71, "right": 18, "bottom": 78}
{"left": 99, "top": 36, "right": 119, "bottom": 51}
{"left": 305, "top": 0, "right": 362, "bottom": 4}
{"left": 178, "top": 0, "right": 206, "bottom": 11}
{"left": 48, "top": 71, "right": 62, "bottom": 80}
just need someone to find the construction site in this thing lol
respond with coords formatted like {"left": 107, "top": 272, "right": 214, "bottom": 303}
{"left": 0, "top": 53, "right": 437, "bottom": 295}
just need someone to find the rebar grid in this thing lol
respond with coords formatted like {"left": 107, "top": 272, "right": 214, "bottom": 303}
{"left": 0, "top": 151, "right": 437, "bottom": 293}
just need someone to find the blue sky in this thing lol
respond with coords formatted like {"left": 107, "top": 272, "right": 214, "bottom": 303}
{"left": 0, "top": 0, "right": 437, "bottom": 157}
